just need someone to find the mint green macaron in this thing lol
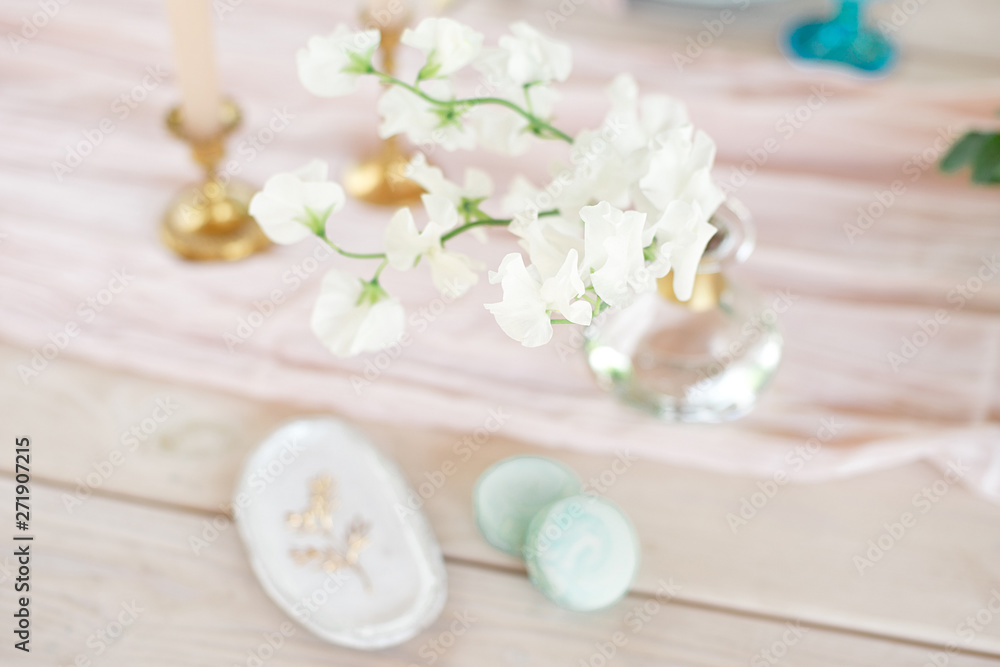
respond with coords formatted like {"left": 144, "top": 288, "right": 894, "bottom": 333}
{"left": 473, "top": 456, "right": 582, "bottom": 557}
{"left": 523, "top": 494, "right": 639, "bottom": 612}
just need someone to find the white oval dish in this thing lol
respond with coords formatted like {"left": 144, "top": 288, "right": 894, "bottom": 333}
{"left": 233, "top": 417, "right": 447, "bottom": 650}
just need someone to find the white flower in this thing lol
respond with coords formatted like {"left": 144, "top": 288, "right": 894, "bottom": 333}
{"left": 509, "top": 209, "right": 584, "bottom": 282}
{"left": 406, "top": 152, "right": 493, "bottom": 242}
{"left": 402, "top": 17, "right": 484, "bottom": 79}
{"left": 492, "top": 22, "right": 572, "bottom": 86}
{"left": 605, "top": 74, "right": 691, "bottom": 157}
{"left": 485, "top": 250, "right": 591, "bottom": 347}
{"left": 406, "top": 152, "right": 492, "bottom": 209}
{"left": 635, "top": 126, "right": 724, "bottom": 236}
{"left": 385, "top": 194, "right": 482, "bottom": 297}
{"left": 310, "top": 269, "right": 405, "bottom": 357}
{"left": 550, "top": 128, "right": 634, "bottom": 221}
{"left": 581, "top": 201, "right": 648, "bottom": 308}
{"left": 377, "top": 80, "right": 477, "bottom": 152}
{"left": 297, "top": 25, "right": 380, "bottom": 97}
{"left": 649, "top": 201, "right": 718, "bottom": 302}
{"left": 471, "top": 84, "right": 559, "bottom": 155}
{"left": 248, "top": 160, "right": 345, "bottom": 244}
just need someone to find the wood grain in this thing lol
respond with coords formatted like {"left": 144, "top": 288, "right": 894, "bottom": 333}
{"left": 4, "top": 342, "right": 1000, "bottom": 656}
{"left": 3, "top": 475, "right": 999, "bottom": 667}
{"left": 2, "top": 0, "right": 1000, "bottom": 664}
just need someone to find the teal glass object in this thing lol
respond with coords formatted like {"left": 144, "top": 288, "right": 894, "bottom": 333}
{"left": 785, "top": 1, "right": 895, "bottom": 74}
{"left": 473, "top": 456, "right": 581, "bottom": 557}
{"left": 523, "top": 495, "right": 639, "bottom": 612}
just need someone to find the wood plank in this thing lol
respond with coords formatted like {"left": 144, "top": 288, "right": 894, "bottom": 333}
{"left": 2, "top": 475, "right": 999, "bottom": 667}
{"left": 4, "top": 343, "right": 1000, "bottom": 655}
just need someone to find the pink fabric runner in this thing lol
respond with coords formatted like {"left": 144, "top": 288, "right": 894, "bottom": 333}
{"left": 2, "top": 0, "right": 1000, "bottom": 500}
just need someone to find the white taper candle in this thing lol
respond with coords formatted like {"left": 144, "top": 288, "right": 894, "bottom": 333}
{"left": 165, "top": 0, "right": 222, "bottom": 139}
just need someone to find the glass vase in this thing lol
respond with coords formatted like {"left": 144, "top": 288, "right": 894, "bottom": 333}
{"left": 583, "top": 200, "right": 782, "bottom": 423}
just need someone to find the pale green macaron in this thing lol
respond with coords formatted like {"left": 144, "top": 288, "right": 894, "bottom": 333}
{"left": 523, "top": 494, "right": 639, "bottom": 612}
{"left": 473, "top": 456, "right": 582, "bottom": 557}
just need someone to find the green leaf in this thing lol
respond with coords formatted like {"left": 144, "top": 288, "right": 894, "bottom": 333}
{"left": 417, "top": 60, "right": 441, "bottom": 81}
{"left": 971, "top": 134, "right": 1000, "bottom": 184}
{"left": 343, "top": 50, "right": 375, "bottom": 75}
{"left": 940, "top": 132, "right": 989, "bottom": 172}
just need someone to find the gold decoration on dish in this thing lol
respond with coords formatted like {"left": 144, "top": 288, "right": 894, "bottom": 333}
{"left": 286, "top": 474, "right": 373, "bottom": 591}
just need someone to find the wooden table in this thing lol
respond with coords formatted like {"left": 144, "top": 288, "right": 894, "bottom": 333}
{"left": 2, "top": 0, "right": 1000, "bottom": 665}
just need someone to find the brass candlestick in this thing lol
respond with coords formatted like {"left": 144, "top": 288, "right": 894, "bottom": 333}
{"left": 343, "top": 8, "right": 424, "bottom": 207}
{"left": 162, "top": 100, "right": 270, "bottom": 261}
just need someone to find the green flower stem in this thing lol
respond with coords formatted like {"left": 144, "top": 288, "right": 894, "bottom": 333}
{"left": 440, "top": 218, "right": 511, "bottom": 243}
{"left": 316, "top": 231, "right": 386, "bottom": 260}
{"left": 374, "top": 73, "right": 574, "bottom": 144}
{"left": 371, "top": 258, "right": 389, "bottom": 283}
{"left": 440, "top": 208, "right": 562, "bottom": 245}
{"left": 550, "top": 318, "right": 573, "bottom": 325}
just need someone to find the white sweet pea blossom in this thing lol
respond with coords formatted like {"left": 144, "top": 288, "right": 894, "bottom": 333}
{"left": 485, "top": 250, "right": 590, "bottom": 347}
{"left": 581, "top": 202, "right": 649, "bottom": 308}
{"left": 297, "top": 25, "right": 380, "bottom": 97}
{"left": 493, "top": 22, "right": 572, "bottom": 86}
{"left": 649, "top": 201, "right": 718, "bottom": 302}
{"left": 377, "top": 80, "right": 477, "bottom": 152}
{"left": 634, "top": 126, "right": 724, "bottom": 234}
{"left": 385, "top": 194, "right": 482, "bottom": 297}
{"left": 406, "top": 152, "right": 492, "bottom": 210}
{"left": 605, "top": 74, "right": 691, "bottom": 157}
{"left": 248, "top": 160, "right": 345, "bottom": 244}
{"left": 475, "top": 84, "right": 559, "bottom": 156}
{"left": 406, "top": 152, "right": 493, "bottom": 242}
{"left": 550, "top": 128, "right": 633, "bottom": 222}
{"left": 509, "top": 210, "right": 584, "bottom": 282}
{"left": 402, "top": 17, "right": 484, "bottom": 79}
{"left": 310, "top": 269, "right": 405, "bottom": 357}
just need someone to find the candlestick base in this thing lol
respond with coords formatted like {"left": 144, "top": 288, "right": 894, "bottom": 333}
{"left": 162, "top": 101, "right": 270, "bottom": 261}
{"left": 343, "top": 137, "right": 424, "bottom": 207}
{"left": 161, "top": 179, "right": 270, "bottom": 261}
